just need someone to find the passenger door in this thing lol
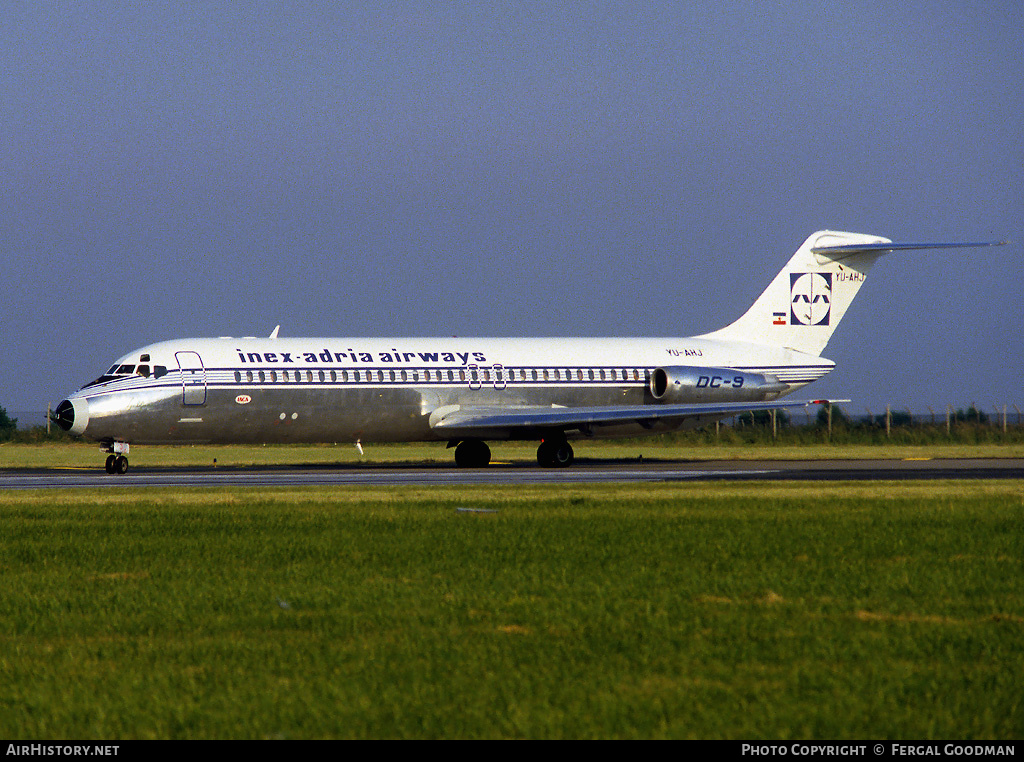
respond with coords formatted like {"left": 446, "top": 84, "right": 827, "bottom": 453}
{"left": 175, "top": 351, "right": 207, "bottom": 406}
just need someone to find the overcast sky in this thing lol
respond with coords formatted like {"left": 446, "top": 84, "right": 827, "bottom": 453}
{"left": 3, "top": 1, "right": 1021, "bottom": 417}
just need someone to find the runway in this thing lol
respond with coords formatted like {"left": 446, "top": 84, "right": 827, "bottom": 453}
{"left": 2, "top": 458, "right": 1022, "bottom": 489}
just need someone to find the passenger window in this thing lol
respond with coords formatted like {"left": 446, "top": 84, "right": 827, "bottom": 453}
{"left": 589, "top": 370, "right": 595, "bottom": 381}
{"left": 234, "top": 371, "right": 241, "bottom": 383}
{"left": 401, "top": 370, "right": 407, "bottom": 382}
{"left": 319, "top": 370, "right": 325, "bottom": 382}
{"left": 459, "top": 370, "right": 466, "bottom": 382}
{"left": 246, "top": 371, "right": 253, "bottom": 383}
{"left": 577, "top": 370, "right": 584, "bottom": 381}
{"left": 330, "top": 370, "right": 336, "bottom": 382}
{"left": 270, "top": 371, "right": 277, "bottom": 382}
{"left": 259, "top": 371, "right": 265, "bottom": 382}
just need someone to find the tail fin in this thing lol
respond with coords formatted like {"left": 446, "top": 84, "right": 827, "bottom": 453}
{"left": 700, "top": 230, "right": 1005, "bottom": 356}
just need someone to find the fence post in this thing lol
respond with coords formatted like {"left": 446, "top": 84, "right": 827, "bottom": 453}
{"left": 927, "top": 406, "right": 935, "bottom": 425}
{"left": 827, "top": 402, "right": 833, "bottom": 442}
{"left": 771, "top": 408, "right": 777, "bottom": 439}
{"left": 1003, "top": 405, "right": 1007, "bottom": 433}
{"left": 886, "top": 405, "right": 891, "bottom": 438}
{"left": 946, "top": 404, "right": 952, "bottom": 436}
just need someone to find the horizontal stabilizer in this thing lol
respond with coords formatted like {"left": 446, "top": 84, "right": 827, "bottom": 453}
{"left": 812, "top": 239, "right": 1007, "bottom": 262}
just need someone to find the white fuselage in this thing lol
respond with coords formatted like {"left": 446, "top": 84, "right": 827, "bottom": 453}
{"left": 58, "top": 335, "right": 833, "bottom": 446}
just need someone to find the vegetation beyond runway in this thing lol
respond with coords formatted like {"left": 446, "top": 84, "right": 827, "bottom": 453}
{"left": 1, "top": 481, "right": 1021, "bottom": 738}
{"left": 1, "top": 438, "right": 1023, "bottom": 469}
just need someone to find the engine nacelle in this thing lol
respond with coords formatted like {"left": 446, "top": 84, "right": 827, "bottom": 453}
{"left": 649, "top": 366, "right": 787, "bottom": 403}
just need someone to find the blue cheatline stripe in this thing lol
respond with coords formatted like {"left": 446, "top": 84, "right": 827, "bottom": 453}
{"left": 81, "top": 362, "right": 833, "bottom": 397}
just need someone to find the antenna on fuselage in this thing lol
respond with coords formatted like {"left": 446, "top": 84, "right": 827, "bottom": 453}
{"left": 269, "top": 325, "right": 280, "bottom": 339}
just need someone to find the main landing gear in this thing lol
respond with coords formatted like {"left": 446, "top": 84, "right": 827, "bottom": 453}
{"left": 537, "top": 439, "right": 574, "bottom": 468}
{"left": 450, "top": 438, "right": 575, "bottom": 468}
{"left": 454, "top": 439, "right": 491, "bottom": 468}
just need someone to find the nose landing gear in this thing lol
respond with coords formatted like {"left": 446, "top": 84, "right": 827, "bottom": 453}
{"left": 102, "top": 442, "right": 130, "bottom": 475}
{"left": 104, "top": 454, "right": 129, "bottom": 474}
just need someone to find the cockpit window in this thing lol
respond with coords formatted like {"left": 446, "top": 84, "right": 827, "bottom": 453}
{"left": 82, "top": 361, "right": 161, "bottom": 389}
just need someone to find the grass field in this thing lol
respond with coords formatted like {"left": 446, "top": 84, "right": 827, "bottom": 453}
{"left": 1, "top": 481, "right": 1021, "bottom": 739}
{"left": 1, "top": 439, "right": 1023, "bottom": 469}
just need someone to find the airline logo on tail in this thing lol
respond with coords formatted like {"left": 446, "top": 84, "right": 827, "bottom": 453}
{"left": 790, "top": 272, "right": 832, "bottom": 326}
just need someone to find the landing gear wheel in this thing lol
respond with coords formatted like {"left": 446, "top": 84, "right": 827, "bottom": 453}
{"left": 115, "top": 455, "right": 129, "bottom": 475}
{"left": 105, "top": 454, "right": 117, "bottom": 474}
{"left": 454, "top": 439, "right": 491, "bottom": 468}
{"left": 537, "top": 440, "right": 574, "bottom": 468}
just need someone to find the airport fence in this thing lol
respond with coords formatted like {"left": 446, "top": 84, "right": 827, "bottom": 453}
{"left": 702, "top": 403, "right": 1024, "bottom": 446}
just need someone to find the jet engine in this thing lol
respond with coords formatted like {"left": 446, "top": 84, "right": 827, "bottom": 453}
{"left": 648, "top": 366, "right": 787, "bottom": 404}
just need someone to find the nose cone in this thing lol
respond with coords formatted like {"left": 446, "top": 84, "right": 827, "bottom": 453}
{"left": 54, "top": 397, "right": 89, "bottom": 436}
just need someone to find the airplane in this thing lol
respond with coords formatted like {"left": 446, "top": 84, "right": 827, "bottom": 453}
{"left": 51, "top": 230, "right": 1003, "bottom": 474}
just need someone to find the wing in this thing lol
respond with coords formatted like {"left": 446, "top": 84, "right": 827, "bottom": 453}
{"left": 429, "top": 398, "right": 841, "bottom": 439}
